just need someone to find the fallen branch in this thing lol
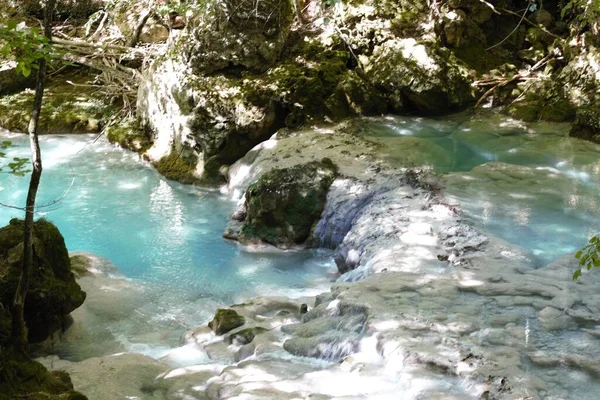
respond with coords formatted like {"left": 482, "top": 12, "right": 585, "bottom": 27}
{"left": 473, "top": 53, "right": 553, "bottom": 108}
{"left": 499, "top": 7, "right": 562, "bottom": 40}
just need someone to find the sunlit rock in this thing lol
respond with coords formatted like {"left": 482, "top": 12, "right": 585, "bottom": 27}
{"left": 208, "top": 309, "right": 245, "bottom": 335}
{"left": 39, "top": 353, "right": 169, "bottom": 400}
{"left": 226, "top": 161, "right": 337, "bottom": 248}
{"left": 365, "top": 39, "right": 475, "bottom": 114}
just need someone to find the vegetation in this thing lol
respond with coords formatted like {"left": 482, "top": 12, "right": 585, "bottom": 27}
{"left": 574, "top": 236, "right": 600, "bottom": 279}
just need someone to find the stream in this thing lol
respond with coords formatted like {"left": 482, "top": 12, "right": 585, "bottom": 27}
{"left": 1, "top": 113, "right": 600, "bottom": 397}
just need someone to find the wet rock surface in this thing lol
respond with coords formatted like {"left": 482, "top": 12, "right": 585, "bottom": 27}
{"left": 226, "top": 161, "right": 337, "bottom": 248}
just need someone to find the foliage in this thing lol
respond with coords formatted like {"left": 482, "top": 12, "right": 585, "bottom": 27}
{"left": 0, "top": 22, "right": 54, "bottom": 78}
{"left": 573, "top": 235, "right": 600, "bottom": 279}
{"left": 561, "top": 0, "right": 600, "bottom": 30}
{"left": 0, "top": 141, "right": 30, "bottom": 176}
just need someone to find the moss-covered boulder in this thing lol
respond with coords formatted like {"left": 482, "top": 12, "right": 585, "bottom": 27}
{"left": 105, "top": 118, "right": 153, "bottom": 153}
{"left": 234, "top": 160, "right": 337, "bottom": 248}
{"left": 208, "top": 308, "right": 245, "bottom": 335}
{"left": 154, "top": 149, "right": 199, "bottom": 184}
{"left": 365, "top": 39, "right": 474, "bottom": 114}
{"left": 0, "top": 219, "right": 86, "bottom": 343}
{"left": 570, "top": 106, "right": 600, "bottom": 143}
{"left": 187, "top": 0, "right": 294, "bottom": 74}
{"left": 0, "top": 348, "right": 87, "bottom": 400}
{"left": 0, "top": 76, "right": 116, "bottom": 134}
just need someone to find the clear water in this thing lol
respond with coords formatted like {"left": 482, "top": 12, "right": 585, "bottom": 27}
{"left": 0, "top": 133, "right": 335, "bottom": 355}
{"left": 360, "top": 114, "right": 600, "bottom": 265}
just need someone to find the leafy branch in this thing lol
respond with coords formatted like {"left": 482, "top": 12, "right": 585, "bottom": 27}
{"left": 573, "top": 235, "right": 600, "bottom": 280}
{"left": 0, "top": 141, "right": 30, "bottom": 176}
{"left": 0, "top": 22, "right": 55, "bottom": 78}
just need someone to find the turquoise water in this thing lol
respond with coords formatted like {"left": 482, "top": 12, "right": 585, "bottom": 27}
{"left": 361, "top": 114, "right": 600, "bottom": 265}
{"left": 0, "top": 133, "right": 335, "bottom": 314}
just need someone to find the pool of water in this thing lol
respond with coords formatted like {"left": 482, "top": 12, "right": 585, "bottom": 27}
{"left": 360, "top": 113, "right": 600, "bottom": 265}
{"left": 0, "top": 133, "right": 336, "bottom": 347}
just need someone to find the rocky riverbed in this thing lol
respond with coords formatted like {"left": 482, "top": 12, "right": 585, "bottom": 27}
{"left": 30, "top": 116, "right": 600, "bottom": 400}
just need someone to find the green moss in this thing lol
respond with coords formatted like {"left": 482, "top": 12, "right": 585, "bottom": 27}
{"left": 154, "top": 150, "right": 198, "bottom": 184}
{"left": 106, "top": 119, "right": 153, "bottom": 153}
{"left": 241, "top": 47, "right": 351, "bottom": 120}
{"left": 69, "top": 255, "right": 91, "bottom": 278}
{"left": 454, "top": 43, "right": 505, "bottom": 73}
{"left": 0, "top": 349, "right": 87, "bottom": 400}
{"left": 208, "top": 308, "right": 245, "bottom": 335}
{"left": 0, "top": 74, "right": 117, "bottom": 134}
{"left": 240, "top": 161, "right": 337, "bottom": 247}
{"left": 539, "top": 99, "right": 576, "bottom": 122}
{"left": 0, "top": 219, "right": 86, "bottom": 343}
{"left": 507, "top": 102, "right": 541, "bottom": 122}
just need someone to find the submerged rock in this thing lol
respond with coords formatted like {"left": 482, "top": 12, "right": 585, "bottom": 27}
{"left": 228, "top": 161, "right": 337, "bottom": 248}
{"left": 0, "top": 219, "right": 86, "bottom": 343}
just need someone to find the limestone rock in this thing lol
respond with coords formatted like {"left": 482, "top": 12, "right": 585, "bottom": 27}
{"left": 40, "top": 353, "right": 169, "bottom": 400}
{"left": 0, "top": 77, "right": 114, "bottom": 134}
{"left": 365, "top": 39, "right": 474, "bottom": 114}
{"left": 0, "top": 219, "right": 86, "bottom": 343}
{"left": 188, "top": 0, "right": 294, "bottom": 74}
{"left": 570, "top": 106, "right": 600, "bottom": 143}
{"left": 234, "top": 161, "right": 337, "bottom": 248}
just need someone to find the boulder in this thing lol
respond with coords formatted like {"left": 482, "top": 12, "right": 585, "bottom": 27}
{"left": 0, "top": 349, "right": 88, "bottom": 400}
{"left": 187, "top": 0, "right": 294, "bottom": 74}
{"left": 0, "top": 76, "right": 115, "bottom": 134}
{"left": 234, "top": 160, "right": 337, "bottom": 248}
{"left": 0, "top": 219, "right": 86, "bottom": 343}
{"left": 365, "top": 39, "right": 474, "bottom": 114}
{"left": 208, "top": 308, "right": 245, "bottom": 335}
{"left": 570, "top": 106, "right": 600, "bottom": 143}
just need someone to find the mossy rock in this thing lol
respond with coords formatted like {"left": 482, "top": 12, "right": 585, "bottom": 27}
{"left": 365, "top": 39, "right": 474, "bottom": 114}
{"left": 106, "top": 118, "right": 153, "bottom": 153}
{"left": 227, "top": 326, "right": 268, "bottom": 345}
{"left": 0, "top": 219, "right": 86, "bottom": 343}
{"left": 154, "top": 150, "right": 198, "bottom": 184}
{"left": 0, "top": 76, "right": 116, "bottom": 134}
{"left": 187, "top": 0, "right": 294, "bottom": 74}
{"left": 239, "top": 160, "right": 337, "bottom": 248}
{"left": 69, "top": 255, "right": 92, "bottom": 278}
{"left": 570, "top": 106, "right": 600, "bottom": 143}
{"left": 0, "top": 349, "right": 87, "bottom": 400}
{"left": 208, "top": 308, "right": 245, "bottom": 335}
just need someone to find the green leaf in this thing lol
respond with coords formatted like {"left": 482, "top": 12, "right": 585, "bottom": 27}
{"left": 575, "top": 250, "right": 583, "bottom": 259}
{"left": 573, "top": 269, "right": 582, "bottom": 280}
{"left": 21, "top": 64, "right": 31, "bottom": 78}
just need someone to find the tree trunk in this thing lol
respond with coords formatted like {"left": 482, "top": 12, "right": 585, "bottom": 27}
{"left": 11, "top": 0, "right": 55, "bottom": 352}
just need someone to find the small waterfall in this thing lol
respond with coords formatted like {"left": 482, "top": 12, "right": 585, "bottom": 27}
{"left": 312, "top": 178, "right": 377, "bottom": 249}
